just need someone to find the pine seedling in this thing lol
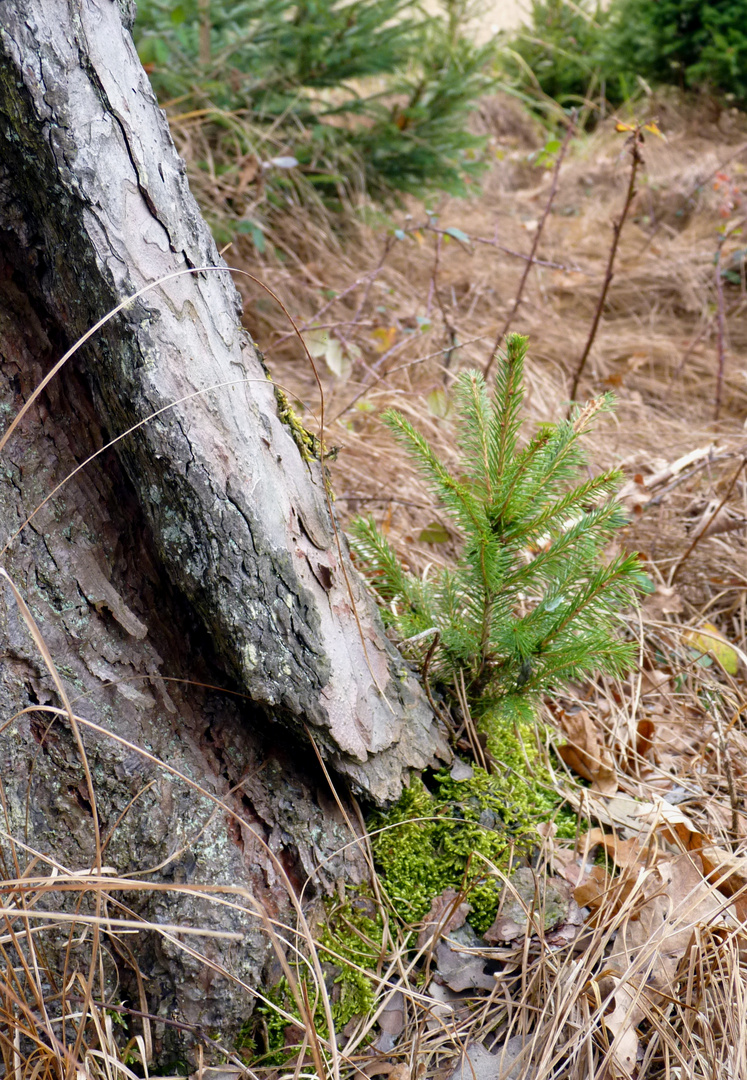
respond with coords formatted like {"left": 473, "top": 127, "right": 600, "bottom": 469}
{"left": 350, "top": 333, "right": 647, "bottom": 752}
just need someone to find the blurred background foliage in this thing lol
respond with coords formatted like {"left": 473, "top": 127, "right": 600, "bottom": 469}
{"left": 133, "top": 0, "right": 495, "bottom": 219}
{"left": 506, "top": 0, "right": 747, "bottom": 124}
{"left": 133, "top": 0, "right": 747, "bottom": 250}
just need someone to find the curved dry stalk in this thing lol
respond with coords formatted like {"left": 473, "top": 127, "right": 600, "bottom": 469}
{"left": 484, "top": 114, "right": 576, "bottom": 380}
{"left": 568, "top": 127, "right": 645, "bottom": 405}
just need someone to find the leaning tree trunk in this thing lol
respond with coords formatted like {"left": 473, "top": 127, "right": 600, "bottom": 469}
{"left": 0, "top": 0, "right": 447, "bottom": 1055}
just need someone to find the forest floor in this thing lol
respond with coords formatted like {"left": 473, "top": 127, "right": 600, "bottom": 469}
{"left": 219, "top": 88, "right": 747, "bottom": 1080}
{"left": 6, "top": 83, "right": 744, "bottom": 1080}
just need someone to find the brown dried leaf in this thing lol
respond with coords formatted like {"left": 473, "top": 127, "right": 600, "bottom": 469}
{"left": 557, "top": 709, "right": 618, "bottom": 794}
{"left": 599, "top": 985, "right": 643, "bottom": 1079}
{"left": 435, "top": 936, "right": 495, "bottom": 991}
{"left": 235, "top": 156, "right": 260, "bottom": 195}
{"left": 387, "top": 1066, "right": 412, "bottom": 1080}
{"left": 375, "top": 990, "right": 405, "bottom": 1052}
{"left": 641, "top": 584, "right": 684, "bottom": 619}
{"left": 574, "top": 864, "right": 613, "bottom": 913}
{"left": 551, "top": 846, "right": 587, "bottom": 888}
{"left": 484, "top": 915, "right": 524, "bottom": 942}
{"left": 417, "top": 887, "right": 470, "bottom": 950}
{"left": 635, "top": 716, "right": 656, "bottom": 761}
{"left": 700, "top": 844, "right": 747, "bottom": 903}
{"left": 597, "top": 853, "right": 737, "bottom": 1077}
{"left": 584, "top": 827, "right": 651, "bottom": 871}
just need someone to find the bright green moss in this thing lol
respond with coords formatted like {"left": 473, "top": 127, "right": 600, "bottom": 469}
{"left": 244, "top": 889, "right": 383, "bottom": 1066}
{"left": 317, "top": 892, "right": 383, "bottom": 1027}
{"left": 369, "top": 741, "right": 574, "bottom": 934}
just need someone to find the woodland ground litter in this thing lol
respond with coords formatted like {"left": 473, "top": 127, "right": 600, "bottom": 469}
{"left": 219, "top": 88, "right": 747, "bottom": 1079}
{"left": 3, "top": 80, "right": 747, "bottom": 1080}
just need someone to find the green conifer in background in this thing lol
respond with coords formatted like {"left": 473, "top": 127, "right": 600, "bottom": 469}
{"left": 133, "top": 0, "right": 494, "bottom": 202}
{"left": 351, "top": 334, "right": 647, "bottom": 753}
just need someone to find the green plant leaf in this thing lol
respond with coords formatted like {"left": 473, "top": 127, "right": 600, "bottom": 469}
{"left": 426, "top": 389, "right": 449, "bottom": 418}
{"left": 418, "top": 522, "right": 450, "bottom": 544}
{"left": 445, "top": 226, "right": 470, "bottom": 244}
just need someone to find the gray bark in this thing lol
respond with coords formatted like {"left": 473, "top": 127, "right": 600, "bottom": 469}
{"left": 0, "top": 0, "right": 447, "bottom": 1055}
{"left": 0, "top": 0, "right": 447, "bottom": 801}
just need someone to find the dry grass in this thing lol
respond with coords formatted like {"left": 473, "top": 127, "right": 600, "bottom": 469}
{"left": 226, "top": 85, "right": 747, "bottom": 1079}
{"left": 3, "top": 88, "right": 747, "bottom": 1080}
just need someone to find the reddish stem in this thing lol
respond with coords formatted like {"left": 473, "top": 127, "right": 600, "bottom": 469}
{"left": 568, "top": 129, "right": 644, "bottom": 406}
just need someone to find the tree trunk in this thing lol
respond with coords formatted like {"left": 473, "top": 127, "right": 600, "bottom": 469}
{"left": 0, "top": 0, "right": 447, "bottom": 1054}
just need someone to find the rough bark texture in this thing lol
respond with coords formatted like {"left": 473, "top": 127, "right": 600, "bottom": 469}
{"left": 0, "top": 0, "right": 448, "bottom": 1054}
{"left": 0, "top": 0, "right": 447, "bottom": 800}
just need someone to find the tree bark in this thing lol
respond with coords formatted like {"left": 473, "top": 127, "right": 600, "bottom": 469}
{"left": 0, "top": 0, "right": 447, "bottom": 1053}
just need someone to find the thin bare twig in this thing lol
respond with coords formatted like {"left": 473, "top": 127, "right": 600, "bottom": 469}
{"left": 339, "top": 234, "right": 395, "bottom": 352}
{"left": 429, "top": 231, "right": 459, "bottom": 374}
{"left": 420, "top": 631, "right": 455, "bottom": 737}
{"left": 485, "top": 113, "right": 576, "bottom": 379}
{"left": 568, "top": 126, "right": 644, "bottom": 405}
{"left": 671, "top": 297, "right": 747, "bottom": 382}
{"left": 714, "top": 234, "right": 728, "bottom": 421}
{"left": 419, "top": 222, "right": 582, "bottom": 272}
{"left": 713, "top": 216, "right": 746, "bottom": 419}
{"left": 639, "top": 138, "right": 747, "bottom": 254}
{"left": 669, "top": 457, "right": 747, "bottom": 584}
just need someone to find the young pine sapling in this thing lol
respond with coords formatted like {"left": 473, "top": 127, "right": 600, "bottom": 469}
{"left": 351, "top": 333, "right": 647, "bottom": 755}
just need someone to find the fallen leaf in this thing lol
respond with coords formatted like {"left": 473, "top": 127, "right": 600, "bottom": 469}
{"left": 485, "top": 915, "right": 523, "bottom": 942}
{"left": 550, "top": 846, "right": 587, "bottom": 887}
{"left": 449, "top": 758, "right": 474, "bottom": 781}
{"left": 491, "top": 1035, "right": 535, "bottom": 1080}
{"left": 372, "top": 326, "right": 397, "bottom": 353}
{"left": 610, "top": 853, "right": 739, "bottom": 993}
{"left": 600, "top": 853, "right": 741, "bottom": 1075}
{"left": 640, "top": 668, "right": 672, "bottom": 695}
{"left": 426, "top": 388, "right": 449, "bottom": 418}
{"left": 700, "top": 844, "right": 747, "bottom": 914}
{"left": 435, "top": 936, "right": 495, "bottom": 991}
{"left": 563, "top": 790, "right": 707, "bottom": 850}
{"left": 574, "top": 864, "right": 614, "bottom": 913}
{"left": 424, "top": 980, "right": 459, "bottom": 1031}
{"left": 689, "top": 499, "right": 746, "bottom": 540}
{"left": 387, "top": 1066, "right": 411, "bottom": 1080}
{"left": 557, "top": 709, "right": 618, "bottom": 794}
{"left": 417, "top": 888, "right": 471, "bottom": 951}
{"left": 635, "top": 717, "right": 656, "bottom": 763}
{"left": 447, "top": 1043, "right": 497, "bottom": 1080}
{"left": 641, "top": 584, "right": 684, "bottom": 619}
{"left": 418, "top": 522, "right": 450, "bottom": 544}
{"left": 583, "top": 827, "right": 651, "bottom": 871}
{"left": 374, "top": 990, "right": 405, "bottom": 1052}
{"left": 599, "top": 985, "right": 642, "bottom": 1078}
{"left": 682, "top": 622, "right": 740, "bottom": 675}
{"left": 235, "top": 156, "right": 260, "bottom": 194}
